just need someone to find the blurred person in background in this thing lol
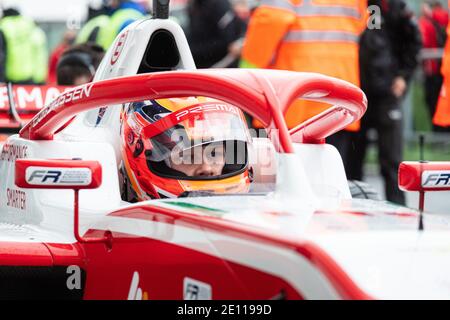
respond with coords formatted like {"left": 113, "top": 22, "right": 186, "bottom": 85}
{"left": 76, "top": 4, "right": 111, "bottom": 47}
{"left": 239, "top": 0, "right": 367, "bottom": 166}
{"left": 31, "top": 24, "right": 48, "bottom": 84}
{"left": 55, "top": 43, "right": 105, "bottom": 134}
{"left": 350, "top": 0, "right": 422, "bottom": 205}
{"left": 431, "top": 0, "right": 449, "bottom": 28}
{"left": 186, "top": 0, "right": 248, "bottom": 68}
{"left": 434, "top": 0, "right": 450, "bottom": 130}
{"left": 0, "top": 7, "right": 48, "bottom": 84}
{"left": 48, "top": 30, "right": 77, "bottom": 85}
{"left": 56, "top": 43, "right": 105, "bottom": 86}
{"left": 419, "top": 1, "right": 447, "bottom": 130}
{"left": 76, "top": 0, "right": 146, "bottom": 50}
{"left": 0, "top": 14, "right": 5, "bottom": 82}
{"left": 233, "top": 0, "right": 251, "bottom": 22}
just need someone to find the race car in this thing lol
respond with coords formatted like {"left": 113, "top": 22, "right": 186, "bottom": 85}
{"left": 1, "top": 1, "right": 450, "bottom": 300}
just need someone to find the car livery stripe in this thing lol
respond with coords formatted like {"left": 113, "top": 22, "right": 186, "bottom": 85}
{"left": 91, "top": 215, "right": 341, "bottom": 300}
{"left": 162, "top": 201, "right": 227, "bottom": 215}
{"left": 88, "top": 204, "right": 372, "bottom": 300}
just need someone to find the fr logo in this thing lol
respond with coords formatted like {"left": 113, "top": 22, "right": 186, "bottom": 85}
{"left": 183, "top": 277, "right": 212, "bottom": 300}
{"left": 185, "top": 283, "right": 199, "bottom": 300}
{"left": 28, "top": 170, "right": 61, "bottom": 183}
{"left": 423, "top": 172, "right": 450, "bottom": 188}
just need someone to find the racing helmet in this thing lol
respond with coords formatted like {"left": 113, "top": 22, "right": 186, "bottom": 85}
{"left": 120, "top": 97, "right": 251, "bottom": 200}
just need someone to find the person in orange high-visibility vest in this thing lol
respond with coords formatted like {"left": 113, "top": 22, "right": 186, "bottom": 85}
{"left": 434, "top": 0, "right": 450, "bottom": 130}
{"left": 240, "top": 0, "right": 367, "bottom": 167}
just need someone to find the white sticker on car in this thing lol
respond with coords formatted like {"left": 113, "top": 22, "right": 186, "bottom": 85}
{"left": 183, "top": 277, "right": 212, "bottom": 300}
{"left": 25, "top": 167, "right": 92, "bottom": 186}
{"left": 422, "top": 171, "right": 450, "bottom": 188}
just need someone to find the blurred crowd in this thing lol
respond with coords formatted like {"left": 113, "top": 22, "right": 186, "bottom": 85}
{"left": 0, "top": 7, "right": 48, "bottom": 85}
{"left": 419, "top": 0, "right": 449, "bottom": 131}
{"left": 0, "top": 0, "right": 449, "bottom": 204}
{"left": 0, "top": 0, "right": 255, "bottom": 86}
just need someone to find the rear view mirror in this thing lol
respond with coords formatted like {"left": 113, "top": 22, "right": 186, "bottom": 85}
{"left": 15, "top": 159, "right": 102, "bottom": 190}
{"left": 15, "top": 159, "right": 110, "bottom": 246}
{"left": 399, "top": 161, "right": 450, "bottom": 222}
{"left": 399, "top": 161, "right": 450, "bottom": 192}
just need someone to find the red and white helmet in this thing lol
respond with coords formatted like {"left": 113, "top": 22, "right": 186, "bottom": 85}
{"left": 120, "top": 97, "right": 251, "bottom": 200}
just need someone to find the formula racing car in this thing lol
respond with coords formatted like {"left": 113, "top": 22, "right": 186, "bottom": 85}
{"left": 1, "top": 1, "right": 450, "bottom": 300}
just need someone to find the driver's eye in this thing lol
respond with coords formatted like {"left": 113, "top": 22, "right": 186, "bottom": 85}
{"left": 212, "top": 147, "right": 224, "bottom": 158}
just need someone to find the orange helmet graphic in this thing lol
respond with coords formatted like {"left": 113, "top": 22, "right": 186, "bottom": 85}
{"left": 120, "top": 97, "right": 251, "bottom": 200}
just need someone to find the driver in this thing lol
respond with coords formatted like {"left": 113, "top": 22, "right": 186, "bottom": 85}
{"left": 120, "top": 96, "right": 251, "bottom": 201}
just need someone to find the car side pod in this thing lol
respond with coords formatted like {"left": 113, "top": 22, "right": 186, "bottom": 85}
{"left": 15, "top": 159, "right": 112, "bottom": 247}
{"left": 399, "top": 161, "right": 450, "bottom": 228}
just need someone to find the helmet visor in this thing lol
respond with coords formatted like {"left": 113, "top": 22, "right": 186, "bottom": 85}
{"left": 142, "top": 103, "right": 251, "bottom": 163}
